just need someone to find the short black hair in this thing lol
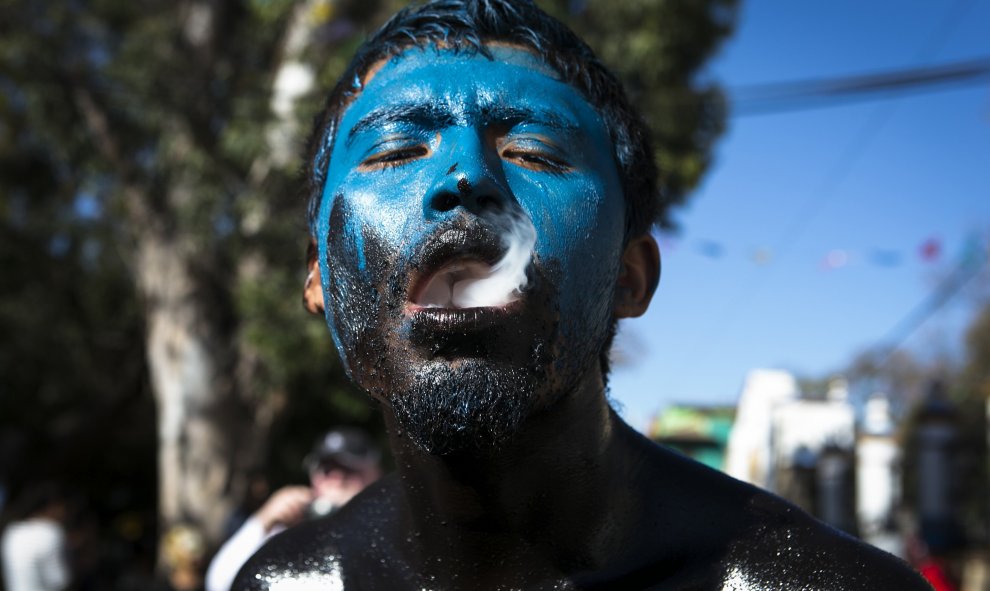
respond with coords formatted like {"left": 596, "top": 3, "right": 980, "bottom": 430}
{"left": 304, "top": 0, "right": 659, "bottom": 241}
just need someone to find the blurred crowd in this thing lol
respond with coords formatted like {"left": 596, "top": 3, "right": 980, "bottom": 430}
{"left": 0, "top": 428, "right": 381, "bottom": 591}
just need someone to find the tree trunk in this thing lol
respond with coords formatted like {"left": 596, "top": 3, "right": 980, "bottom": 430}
{"left": 120, "top": 0, "right": 319, "bottom": 558}
{"left": 136, "top": 228, "right": 255, "bottom": 548}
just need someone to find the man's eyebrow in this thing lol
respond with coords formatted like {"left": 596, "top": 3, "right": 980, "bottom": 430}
{"left": 345, "top": 102, "right": 581, "bottom": 147}
{"left": 346, "top": 103, "right": 456, "bottom": 147}
{"left": 478, "top": 104, "right": 580, "bottom": 133}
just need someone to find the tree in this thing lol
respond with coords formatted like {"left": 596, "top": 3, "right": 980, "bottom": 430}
{"left": 1, "top": 0, "right": 378, "bottom": 554}
{"left": 960, "top": 297, "right": 990, "bottom": 402}
{"left": 842, "top": 348, "right": 933, "bottom": 417}
{"left": 1, "top": 0, "right": 737, "bottom": 570}
{"left": 542, "top": 0, "right": 736, "bottom": 227}
{"left": 829, "top": 274, "right": 990, "bottom": 544}
{"left": 954, "top": 293, "right": 990, "bottom": 540}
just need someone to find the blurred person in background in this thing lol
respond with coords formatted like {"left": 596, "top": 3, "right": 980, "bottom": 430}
{"left": 1, "top": 482, "right": 71, "bottom": 591}
{"left": 907, "top": 534, "right": 959, "bottom": 591}
{"left": 204, "top": 428, "right": 381, "bottom": 591}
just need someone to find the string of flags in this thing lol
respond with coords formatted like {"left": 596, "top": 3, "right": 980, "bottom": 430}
{"left": 655, "top": 232, "right": 990, "bottom": 271}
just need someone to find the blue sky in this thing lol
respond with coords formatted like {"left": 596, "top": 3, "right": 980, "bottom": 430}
{"left": 609, "top": 0, "right": 990, "bottom": 430}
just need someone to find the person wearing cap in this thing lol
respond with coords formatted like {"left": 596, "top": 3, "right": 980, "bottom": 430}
{"left": 204, "top": 429, "right": 381, "bottom": 591}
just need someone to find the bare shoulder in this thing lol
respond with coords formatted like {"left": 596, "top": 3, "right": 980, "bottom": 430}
{"left": 232, "top": 476, "right": 404, "bottom": 590}
{"left": 230, "top": 517, "right": 347, "bottom": 590}
{"left": 628, "top": 440, "right": 930, "bottom": 590}
{"left": 714, "top": 488, "right": 931, "bottom": 591}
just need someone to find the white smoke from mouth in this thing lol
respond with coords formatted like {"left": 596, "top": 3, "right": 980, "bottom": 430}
{"left": 453, "top": 208, "right": 536, "bottom": 307}
{"left": 417, "top": 209, "right": 536, "bottom": 309}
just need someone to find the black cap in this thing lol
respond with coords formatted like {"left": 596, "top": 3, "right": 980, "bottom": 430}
{"left": 304, "top": 428, "right": 381, "bottom": 472}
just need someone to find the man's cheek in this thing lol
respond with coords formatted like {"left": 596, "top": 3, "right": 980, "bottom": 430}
{"left": 320, "top": 195, "right": 387, "bottom": 372}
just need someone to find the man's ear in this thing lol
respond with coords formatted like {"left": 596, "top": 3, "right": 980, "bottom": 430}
{"left": 303, "top": 237, "right": 325, "bottom": 315}
{"left": 614, "top": 233, "right": 661, "bottom": 319}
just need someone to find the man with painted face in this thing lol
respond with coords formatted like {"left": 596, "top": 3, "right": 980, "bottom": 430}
{"left": 235, "top": 1, "right": 931, "bottom": 589}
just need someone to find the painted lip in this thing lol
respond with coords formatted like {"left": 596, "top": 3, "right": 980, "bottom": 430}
{"left": 407, "top": 297, "right": 527, "bottom": 335}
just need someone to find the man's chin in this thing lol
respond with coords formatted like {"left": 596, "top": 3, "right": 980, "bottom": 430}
{"left": 388, "top": 358, "right": 538, "bottom": 457}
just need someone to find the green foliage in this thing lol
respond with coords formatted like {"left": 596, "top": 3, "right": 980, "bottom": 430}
{"left": 0, "top": 99, "right": 157, "bottom": 552}
{"left": 961, "top": 301, "right": 990, "bottom": 401}
{"left": 954, "top": 296, "right": 990, "bottom": 539}
{"left": 541, "top": 0, "right": 737, "bottom": 226}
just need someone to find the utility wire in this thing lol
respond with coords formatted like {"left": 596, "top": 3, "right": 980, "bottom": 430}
{"left": 672, "top": 0, "right": 978, "bottom": 382}
{"left": 874, "top": 248, "right": 988, "bottom": 365}
{"left": 731, "top": 56, "right": 990, "bottom": 116}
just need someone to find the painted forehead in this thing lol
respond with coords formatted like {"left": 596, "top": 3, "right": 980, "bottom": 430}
{"left": 363, "top": 44, "right": 560, "bottom": 86}
{"left": 337, "top": 45, "right": 603, "bottom": 135}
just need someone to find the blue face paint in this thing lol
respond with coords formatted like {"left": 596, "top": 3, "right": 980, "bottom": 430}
{"left": 315, "top": 45, "right": 627, "bottom": 453}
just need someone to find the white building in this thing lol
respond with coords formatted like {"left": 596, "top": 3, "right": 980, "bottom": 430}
{"left": 856, "top": 395, "right": 902, "bottom": 557}
{"left": 724, "top": 369, "right": 799, "bottom": 490}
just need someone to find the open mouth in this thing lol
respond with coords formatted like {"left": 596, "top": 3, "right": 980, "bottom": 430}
{"left": 405, "top": 223, "right": 525, "bottom": 312}
{"left": 410, "top": 259, "right": 523, "bottom": 310}
{"left": 401, "top": 224, "right": 542, "bottom": 352}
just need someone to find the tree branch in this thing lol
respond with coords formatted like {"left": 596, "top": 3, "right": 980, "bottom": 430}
{"left": 69, "top": 77, "right": 156, "bottom": 230}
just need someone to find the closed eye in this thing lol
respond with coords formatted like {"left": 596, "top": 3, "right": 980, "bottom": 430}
{"left": 359, "top": 145, "right": 430, "bottom": 171}
{"left": 501, "top": 148, "right": 571, "bottom": 174}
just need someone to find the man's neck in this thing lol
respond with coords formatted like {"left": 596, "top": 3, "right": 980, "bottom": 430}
{"left": 383, "top": 369, "right": 648, "bottom": 580}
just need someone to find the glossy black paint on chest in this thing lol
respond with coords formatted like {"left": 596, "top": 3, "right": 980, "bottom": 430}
{"left": 234, "top": 459, "right": 931, "bottom": 591}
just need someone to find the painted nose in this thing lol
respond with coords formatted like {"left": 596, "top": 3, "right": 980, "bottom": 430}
{"left": 423, "top": 133, "right": 511, "bottom": 220}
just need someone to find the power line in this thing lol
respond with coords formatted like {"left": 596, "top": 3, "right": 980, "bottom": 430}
{"left": 673, "top": 0, "right": 978, "bottom": 381}
{"left": 874, "top": 247, "right": 988, "bottom": 365}
{"left": 731, "top": 56, "right": 990, "bottom": 116}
